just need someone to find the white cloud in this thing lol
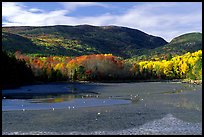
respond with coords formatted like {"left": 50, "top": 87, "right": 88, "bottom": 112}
{"left": 2, "top": 2, "right": 202, "bottom": 41}
{"left": 59, "top": 2, "right": 109, "bottom": 11}
{"left": 2, "top": 2, "right": 23, "bottom": 17}
{"left": 2, "top": 2, "right": 69, "bottom": 26}
{"left": 110, "top": 2, "right": 202, "bottom": 41}
{"left": 28, "top": 8, "right": 44, "bottom": 13}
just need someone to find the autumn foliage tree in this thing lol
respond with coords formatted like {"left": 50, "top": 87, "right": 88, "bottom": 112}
{"left": 66, "top": 54, "right": 131, "bottom": 81}
{"left": 131, "top": 50, "right": 202, "bottom": 80}
{"left": 13, "top": 50, "right": 202, "bottom": 82}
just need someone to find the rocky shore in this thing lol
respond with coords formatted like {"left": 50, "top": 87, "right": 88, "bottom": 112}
{"left": 2, "top": 114, "right": 201, "bottom": 135}
{"left": 181, "top": 79, "right": 202, "bottom": 85}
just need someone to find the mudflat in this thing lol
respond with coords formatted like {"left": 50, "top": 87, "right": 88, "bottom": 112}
{"left": 2, "top": 82, "right": 202, "bottom": 135}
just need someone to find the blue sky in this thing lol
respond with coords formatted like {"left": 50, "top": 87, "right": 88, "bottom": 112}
{"left": 2, "top": 2, "right": 202, "bottom": 42}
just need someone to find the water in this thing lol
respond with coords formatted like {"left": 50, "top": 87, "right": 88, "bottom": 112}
{"left": 2, "top": 98, "right": 131, "bottom": 111}
{"left": 2, "top": 82, "right": 133, "bottom": 111}
{"left": 2, "top": 82, "right": 202, "bottom": 134}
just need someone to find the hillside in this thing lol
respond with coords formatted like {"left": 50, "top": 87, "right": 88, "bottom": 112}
{"left": 128, "top": 32, "right": 202, "bottom": 61}
{"left": 2, "top": 25, "right": 167, "bottom": 58}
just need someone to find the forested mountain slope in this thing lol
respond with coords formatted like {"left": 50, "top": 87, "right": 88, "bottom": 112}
{"left": 128, "top": 32, "right": 202, "bottom": 61}
{"left": 2, "top": 25, "right": 168, "bottom": 58}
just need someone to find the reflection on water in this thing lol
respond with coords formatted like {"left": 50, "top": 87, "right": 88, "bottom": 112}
{"left": 2, "top": 92, "right": 132, "bottom": 111}
{"left": 31, "top": 94, "right": 91, "bottom": 103}
{"left": 29, "top": 91, "right": 119, "bottom": 103}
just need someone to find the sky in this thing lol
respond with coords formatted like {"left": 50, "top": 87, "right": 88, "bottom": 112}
{"left": 2, "top": 2, "right": 202, "bottom": 42}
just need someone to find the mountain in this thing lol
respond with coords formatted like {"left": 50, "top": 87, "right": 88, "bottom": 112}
{"left": 129, "top": 32, "right": 202, "bottom": 61}
{"left": 151, "top": 32, "right": 202, "bottom": 56}
{"left": 2, "top": 25, "right": 168, "bottom": 58}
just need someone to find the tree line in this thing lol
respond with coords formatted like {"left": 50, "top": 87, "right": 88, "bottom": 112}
{"left": 1, "top": 50, "right": 202, "bottom": 89}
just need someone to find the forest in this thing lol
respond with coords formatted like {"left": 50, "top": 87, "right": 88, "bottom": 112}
{"left": 2, "top": 49, "right": 202, "bottom": 89}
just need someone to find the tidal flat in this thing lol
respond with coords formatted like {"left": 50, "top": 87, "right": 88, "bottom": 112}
{"left": 2, "top": 82, "right": 202, "bottom": 135}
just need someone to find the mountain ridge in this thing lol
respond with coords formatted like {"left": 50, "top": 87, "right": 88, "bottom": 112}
{"left": 2, "top": 25, "right": 168, "bottom": 58}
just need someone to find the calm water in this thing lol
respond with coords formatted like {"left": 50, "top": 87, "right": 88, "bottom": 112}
{"left": 2, "top": 82, "right": 133, "bottom": 111}
{"left": 2, "top": 82, "right": 202, "bottom": 134}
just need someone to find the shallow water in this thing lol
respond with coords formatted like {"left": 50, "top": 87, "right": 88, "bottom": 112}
{"left": 2, "top": 98, "right": 131, "bottom": 111}
{"left": 2, "top": 82, "right": 202, "bottom": 135}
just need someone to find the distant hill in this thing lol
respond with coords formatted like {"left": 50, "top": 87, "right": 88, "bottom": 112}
{"left": 2, "top": 25, "right": 168, "bottom": 58}
{"left": 129, "top": 32, "right": 202, "bottom": 61}
{"left": 151, "top": 32, "right": 202, "bottom": 56}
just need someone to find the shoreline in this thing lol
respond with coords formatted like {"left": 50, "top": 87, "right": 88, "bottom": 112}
{"left": 70, "top": 79, "right": 202, "bottom": 85}
{"left": 2, "top": 79, "right": 202, "bottom": 90}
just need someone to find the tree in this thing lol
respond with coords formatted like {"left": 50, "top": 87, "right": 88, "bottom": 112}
{"left": 1, "top": 51, "right": 34, "bottom": 89}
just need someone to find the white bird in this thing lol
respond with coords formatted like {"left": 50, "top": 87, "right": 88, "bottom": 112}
{"left": 22, "top": 109, "right": 25, "bottom": 111}
{"left": 52, "top": 108, "right": 55, "bottom": 110}
{"left": 97, "top": 112, "right": 101, "bottom": 115}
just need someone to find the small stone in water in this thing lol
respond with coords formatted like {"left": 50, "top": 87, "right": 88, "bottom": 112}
{"left": 52, "top": 108, "right": 55, "bottom": 110}
{"left": 3, "top": 97, "right": 6, "bottom": 99}
{"left": 68, "top": 106, "right": 71, "bottom": 109}
{"left": 103, "top": 101, "right": 105, "bottom": 103}
{"left": 72, "top": 106, "right": 75, "bottom": 109}
{"left": 97, "top": 112, "right": 101, "bottom": 115}
{"left": 22, "top": 109, "right": 25, "bottom": 111}
{"left": 141, "top": 99, "right": 144, "bottom": 101}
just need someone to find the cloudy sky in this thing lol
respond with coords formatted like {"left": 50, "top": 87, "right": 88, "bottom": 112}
{"left": 2, "top": 2, "right": 202, "bottom": 42}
